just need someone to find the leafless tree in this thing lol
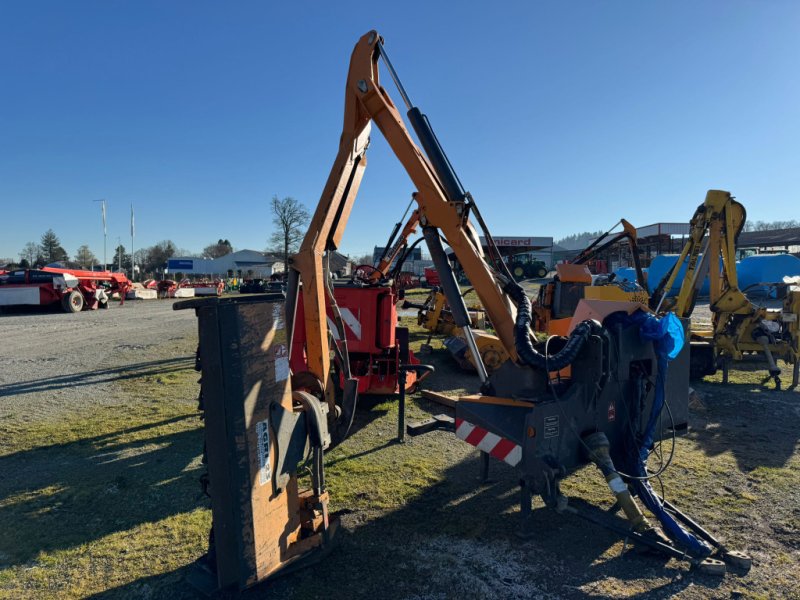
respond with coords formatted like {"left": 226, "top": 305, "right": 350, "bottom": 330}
{"left": 744, "top": 219, "right": 800, "bottom": 232}
{"left": 268, "top": 196, "right": 310, "bottom": 274}
{"left": 353, "top": 253, "right": 374, "bottom": 266}
{"left": 75, "top": 245, "right": 97, "bottom": 268}
{"left": 19, "top": 242, "right": 39, "bottom": 266}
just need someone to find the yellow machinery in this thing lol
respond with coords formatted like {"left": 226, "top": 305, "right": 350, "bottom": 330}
{"left": 403, "top": 288, "right": 510, "bottom": 373}
{"left": 533, "top": 219, "right": 649, "bottom": 337}
{"left": 414, "top": 219, "right": 649, "bottom": 372}
{"left": 650, "top": 190, "right": 800, "bottom": 389}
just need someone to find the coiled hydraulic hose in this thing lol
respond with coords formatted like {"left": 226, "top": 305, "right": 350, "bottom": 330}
{"left": 505, "top": 281, "right": 601, "bottom": 371}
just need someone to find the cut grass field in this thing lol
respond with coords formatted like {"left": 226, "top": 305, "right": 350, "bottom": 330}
{"left": 1, "top": 293, "right": 798, "bottom": 599}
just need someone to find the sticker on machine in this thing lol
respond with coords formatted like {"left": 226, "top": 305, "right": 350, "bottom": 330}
{"left": 274, "top": 344, "right": 289, "bottom": 382}
{"left": 256, "top": 419, "right": 271, "bottom": 485}
{"left": 543, "top": 415, "right": 559, "bottom": 439}
{"left": 272, "top": 303, "right": 284, "bottom": 330}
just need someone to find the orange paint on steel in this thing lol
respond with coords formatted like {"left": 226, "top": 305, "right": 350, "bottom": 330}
{"left": 293, "top": 31, "right": 519, "bottom": 393}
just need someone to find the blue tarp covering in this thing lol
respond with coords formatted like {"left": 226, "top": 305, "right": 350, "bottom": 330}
{"left": 737, "top": 254, "right": 800, "bottom": 297}
{"left": 642, "top": 253, "right": 800, "bottom": 298}
{"left": 612, "top": 266, "right": 643, "bottom": 284}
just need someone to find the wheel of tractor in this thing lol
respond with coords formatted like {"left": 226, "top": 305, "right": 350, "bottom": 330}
{"left": 62, "top": 290, "right": 84, "bottom": 313}
{"left": 513, "top": 266, "right": 525, "bottom": 280}
{"left": 536, "top": 267, "right": 547, "bottom": 278}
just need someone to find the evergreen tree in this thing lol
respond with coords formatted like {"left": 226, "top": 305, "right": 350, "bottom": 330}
{"left": 39, "top": 229, "right": 69, "bottom": 264}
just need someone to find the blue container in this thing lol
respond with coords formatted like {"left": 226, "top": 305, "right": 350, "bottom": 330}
{"left": 737, "top": 254, "right": 800, "bottom": 297}
{"left": 646, "top": 255, "right": 712, "bottom": 296}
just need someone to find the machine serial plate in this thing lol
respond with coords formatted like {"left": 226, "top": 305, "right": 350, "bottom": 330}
{"left": 544, "top": 415, "right": 559, "bottom": 439}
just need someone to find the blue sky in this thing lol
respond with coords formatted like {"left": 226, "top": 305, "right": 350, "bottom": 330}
{"left": 1, "top": 1, "right": 798, "bottom": 261}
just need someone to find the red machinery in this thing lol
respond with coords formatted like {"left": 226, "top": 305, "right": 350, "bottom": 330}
{"left": 291, "top": 282, "right": 428, "bottom": 395}
{"left": 180, "top": 278, "right": 224, "bottom": 296}
{"left": 423, "top": 267, "right": 440, "bottom": 287}
{"left": 0, "top": 267, "right": 130, "bottom": 312}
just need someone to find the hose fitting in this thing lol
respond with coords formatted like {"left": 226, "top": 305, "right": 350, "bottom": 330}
{"left": 584, "top": 432, "right": 653, "bottom": 534}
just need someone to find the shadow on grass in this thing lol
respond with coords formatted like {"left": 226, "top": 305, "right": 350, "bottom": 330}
{"left": 0, "top": 356, "right": 194, "bottom": 397}
{"left": 0, "top": 414, "right": 206, "bottom": 568}
{"left": 84, "top": 565, "right": 201, "bottom": 600}
{"left": 92, "top": 448, "right": 731, "bottom": 600}
{"left": 691, "top": 380, "right": 800, "bottom": 471}
{"left": 253, "top": 454, "right": 723, "bottom": 599}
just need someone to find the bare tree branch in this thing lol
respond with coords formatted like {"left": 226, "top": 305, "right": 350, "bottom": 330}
{"left": 268, "top": 196, "right": 310, "bottom": 274}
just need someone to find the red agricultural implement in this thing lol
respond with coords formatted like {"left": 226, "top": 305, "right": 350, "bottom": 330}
{"left": 180, "top": 278, "right": 224, "bottom": 296}
{"left": 0, "top": 267, "right": 130, "bottom": 312}
{"left": 290, "top": 282, "right": 431, "bottom": 396}
{"left": 423, "top": 266, "right": 440, "bottom": 287}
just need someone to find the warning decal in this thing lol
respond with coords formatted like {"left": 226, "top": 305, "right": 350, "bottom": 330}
{"left": 274, "top": 344, "right": 289, "bottom": 382}
{"left": 256, "top": 419, "right": 271, "bottom": 485}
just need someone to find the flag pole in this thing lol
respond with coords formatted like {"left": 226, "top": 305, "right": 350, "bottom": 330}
{"left": 130, "top": 205, "right": 135, "bottom": 281}
{"left": 94, "top": 199, "right": 107, "bottom": 270}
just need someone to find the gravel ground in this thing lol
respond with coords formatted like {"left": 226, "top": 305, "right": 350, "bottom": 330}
{"left": 0, "top": 300, "right": 196, "bottom": 423}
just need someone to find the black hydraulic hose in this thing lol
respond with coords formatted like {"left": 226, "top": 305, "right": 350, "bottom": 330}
{"left": 390, "top": 237, "right": 425, "bottom": 279}
{"left": 505, "top": 280, "right": 601, "bottom": 371}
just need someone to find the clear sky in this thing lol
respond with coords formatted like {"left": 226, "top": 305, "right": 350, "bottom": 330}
{"left": 1, "top": 1, "right": 798, "bottom": 262}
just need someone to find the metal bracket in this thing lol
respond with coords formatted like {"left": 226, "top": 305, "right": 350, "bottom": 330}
{"left": 269, "top": 402, "right": 309, "bottom": 492}
{"left": 407, "top": 413, "right": 455, "bottom": 436}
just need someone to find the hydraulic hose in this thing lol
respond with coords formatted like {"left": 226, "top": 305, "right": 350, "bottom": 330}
{"left": 505, "top": 280, "right": 601, "bottom": 371}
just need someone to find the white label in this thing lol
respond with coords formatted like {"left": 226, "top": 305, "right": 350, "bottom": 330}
{"left": 275, "top": 357, "right": 289, "bottom": 381}
{"left": 274, "top": 344, "right": 289, "bottom": 381}
{"left": 256, "top": 420, "right": 271, "bottom": 485}
{"left": 272, "top": 303, "right": 284, "bottom": 330}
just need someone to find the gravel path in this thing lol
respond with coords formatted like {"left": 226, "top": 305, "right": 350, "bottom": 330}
{"left": 0, "top": 300, "right": 197, "bottom": 422}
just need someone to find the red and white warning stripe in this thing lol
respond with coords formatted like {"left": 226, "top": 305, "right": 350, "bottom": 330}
{"left": 326, "top": 307, "right": 362, "bottom": 341}
{"left": 455, "top": 417, "right": 522, "bottom": 466}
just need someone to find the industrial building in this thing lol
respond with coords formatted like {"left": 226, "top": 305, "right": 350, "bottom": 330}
{"left": 166, "top": 250, "right": 285, "bottom": 278}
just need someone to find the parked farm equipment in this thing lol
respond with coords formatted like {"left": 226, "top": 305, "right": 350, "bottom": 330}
{"left": 182, "top": 31, "right": 750, "bottom": 593}
{"left": 179, "top": 278, "right": 224, "bottom": 296}
{"left": 0, "top": 267, "right": 130, "bottom": 312}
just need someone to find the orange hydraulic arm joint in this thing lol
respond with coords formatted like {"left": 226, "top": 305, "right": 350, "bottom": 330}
{"left": 288, "top": 31, "right": 521, "bottom": 422}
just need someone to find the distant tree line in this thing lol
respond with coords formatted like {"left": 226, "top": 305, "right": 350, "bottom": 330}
{"left": 16, "top": 229, "right": 70, "bottom": 268}
{"left": 555, "top": 230, "right": 605, "bottom": 251}
{"left": 742, "top": 219, "right": 800, "bottom": 232}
